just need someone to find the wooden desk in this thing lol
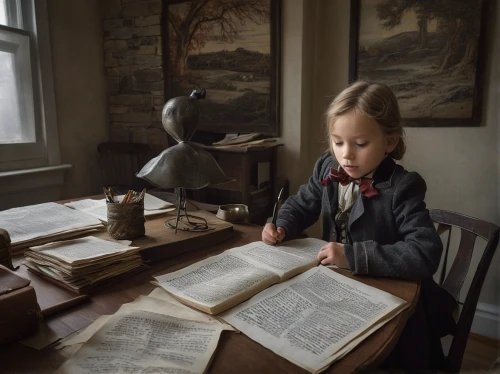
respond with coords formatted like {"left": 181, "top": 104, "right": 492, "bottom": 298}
{"left": 0, "top": 217, "right": 419, "bottom": 373}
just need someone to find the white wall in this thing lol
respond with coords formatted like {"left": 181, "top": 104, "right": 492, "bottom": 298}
{"left": 399, "top": 1, "right": 500, "bottom": 336}
{"left": 280, "top": 0, "right": 500, "bottom": 337}
{"left": 278, "top": 0, "right": 307, "bottom": 195}
{"left": 48, "top": 0, "right": 109, "bottom": 199}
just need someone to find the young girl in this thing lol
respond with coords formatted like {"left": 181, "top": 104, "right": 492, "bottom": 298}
{"left": 262, "top": 81, "right": 456, "bottom": 370}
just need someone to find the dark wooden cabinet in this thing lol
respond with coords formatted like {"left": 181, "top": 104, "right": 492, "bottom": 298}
{"left": 190, "top": 144, "right": 284, "bottom": 225}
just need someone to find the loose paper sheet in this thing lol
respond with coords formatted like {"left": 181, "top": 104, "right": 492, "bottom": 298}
{"left": 56, "top": 293, "right": 233, "bottom": 351}
{"left": 56, "top": 310, "right": 228, "bottom": 374}
{"left": 64, "top": 194, "right": 175, "bottom": 222}
{"left": 142, "top": 193, "right": 175, "bottom": 210}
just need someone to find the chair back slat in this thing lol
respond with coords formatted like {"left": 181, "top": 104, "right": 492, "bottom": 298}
{"left": 429, "top": 209, "right": 499, "bottom": 372}
{"left": 447, "top": 230, "right": 499, "bottom": 372}
{"left": 437, "top": 223, "right": 452, "bottom": 286}
{"left": 441, "top": 230, "right": 476, "bottom": 301}
{"left": 431, "top": 209, "right": 497, "bottom": 242}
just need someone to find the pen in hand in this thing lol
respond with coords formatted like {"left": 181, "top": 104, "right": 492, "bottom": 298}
{"left": 271, "top": 187, "right": 284, "bottom": 245}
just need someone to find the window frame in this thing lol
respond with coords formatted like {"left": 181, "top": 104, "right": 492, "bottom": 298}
{"left": 0, "top": 0, "right": 61, "bottom": 172}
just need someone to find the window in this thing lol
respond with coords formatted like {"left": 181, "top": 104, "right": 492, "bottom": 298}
{"left": 0, "top": 0, "right": 62, "bottom": 171}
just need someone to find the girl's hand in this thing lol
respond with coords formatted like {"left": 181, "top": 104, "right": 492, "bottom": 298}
{"left": 317, "top": 242, "right": 349, "bottom": 268}
{"left": 262, "top": 223, "right": 286, "bottom": 245}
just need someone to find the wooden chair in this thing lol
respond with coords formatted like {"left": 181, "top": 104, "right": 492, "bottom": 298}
{"left": 430, "top": 209, "right": 500, "bottom": 372}
{"left": 98, "top": 142, "right": 162, "bottom": 193}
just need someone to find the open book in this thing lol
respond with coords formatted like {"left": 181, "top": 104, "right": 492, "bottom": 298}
{"left": 154, "top": 238, "right": 327, "bottom": 315}
{"left": 155, "top": 239, "right": 408, "bottom": 373}
{"left": 221, "top": 267, "right": 407, "bottom": 373}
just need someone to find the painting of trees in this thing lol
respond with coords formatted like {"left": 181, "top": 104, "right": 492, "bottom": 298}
{"left": 164, "top": 0, "right": 280, "bottom": 135}
{"left": 349, "top": 0, "right": 486, "bottom": 126}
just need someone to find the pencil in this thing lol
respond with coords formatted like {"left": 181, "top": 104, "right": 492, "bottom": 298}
{"left": 40, "top": 295, "right": 90, "bottom": 319}
{"left": 121, "top": 191, "right": 131, "bottom": 204}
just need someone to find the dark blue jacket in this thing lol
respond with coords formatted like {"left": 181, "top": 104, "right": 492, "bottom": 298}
{"left": 276, "top": 152, "right": 443, "bottom": 280}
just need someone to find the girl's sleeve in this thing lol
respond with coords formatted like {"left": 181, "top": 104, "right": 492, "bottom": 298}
{"left": 344, "top": 172, "right": 443, "bottom": 281}
{"left": 272, "top": 153, "right": 328, "bottom": 240}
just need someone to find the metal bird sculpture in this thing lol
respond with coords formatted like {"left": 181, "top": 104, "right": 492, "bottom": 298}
{"left": 137, "top": 89, "right": 232, "bottom": 233}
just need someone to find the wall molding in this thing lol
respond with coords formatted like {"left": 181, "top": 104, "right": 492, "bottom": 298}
{"left": 471, "top": 302, "right": 500, "bottom": 339}
{"left": 0, "top": 164, "right": 72, "bottom": 194}
{"left": 0, "top": 164, "right": 72, "bottom": 210}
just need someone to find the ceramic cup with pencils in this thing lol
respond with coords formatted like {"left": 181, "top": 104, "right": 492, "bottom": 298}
{"left": 105, "top": 188, "right": 146, "bottom": 240}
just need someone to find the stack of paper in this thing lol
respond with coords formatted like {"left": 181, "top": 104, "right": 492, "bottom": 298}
{"left": 211, "top": 137, "right": 278, "bottom": 149}
{"left": 55, "top": 288, "right": 235, "bottom": 374}
{"left": 212, "top": 133, "right": 261, "bottom": 145}
{"left": 0, "top": 202, "right": 105, "bottom": 255}
{"left": 24, "top": 236, "right": 146, "bottom": 293}
{"left": 64, "top": 193, "right": 175, "bottom": 223}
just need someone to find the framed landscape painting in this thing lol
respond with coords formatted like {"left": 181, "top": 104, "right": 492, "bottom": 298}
{"left": 349, "top": 0, "right": 488, "bottom": 127}
{"left": 162, "top": 0, "right": 281, "bottom": 135}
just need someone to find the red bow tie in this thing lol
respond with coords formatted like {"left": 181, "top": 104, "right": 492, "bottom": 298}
{"left": 321, "top": 168, "right": 379, "bottom": 198}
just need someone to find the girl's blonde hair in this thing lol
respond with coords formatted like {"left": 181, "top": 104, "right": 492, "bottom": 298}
{"left": 325, "top": 81, "right": 406, "bottom": 160}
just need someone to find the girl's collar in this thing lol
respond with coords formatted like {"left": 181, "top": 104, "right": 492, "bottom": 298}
{"left": 372, "top": 157, "right": 396, "bottom": 188}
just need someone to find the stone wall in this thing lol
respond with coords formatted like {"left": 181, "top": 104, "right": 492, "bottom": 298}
{"left": 102, "top": 0, "right": 168, "bottom": 148}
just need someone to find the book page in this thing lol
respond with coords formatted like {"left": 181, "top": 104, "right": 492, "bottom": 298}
{"left": 143, "top": 193, "right": 174, "bottom": 210}
{"left": 56, "top": 309, "right": 228, "bottom": 374}
{"left": 64, "top": 200, "right": 108, "bottom": 221}
{"left": 149, "top": 286, "right": 189, "bottom": 308}
{"left": 116, "top": 193, "right": 174, "bottom": 210}
{"left": 276, "top": 238, "right": 328, "bottom": 260}
{"left": 0, "top": 202, "right": 103, "bottom": 244}
{"left": 155, "top": 252, "right": 280, "bottom": 312}
{"left": 221, "top": 267, "right": 406, "bottom": 373}
{"left": 27, "top": 236, "right": 139, "bottom": 264}
{"left": 9, "top": 228, "right": 100, "bottom": 255}
{"left": 228, "top": 238, "right": 326, "bottom": 279}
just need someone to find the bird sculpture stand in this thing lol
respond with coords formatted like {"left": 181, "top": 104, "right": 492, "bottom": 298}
{"left": 137, "top": 89, "right": 232, "bottom": 233}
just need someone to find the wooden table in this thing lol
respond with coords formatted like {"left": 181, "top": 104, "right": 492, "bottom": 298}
{"left": 0, "top": 216, "right": 419, "bottom": 373}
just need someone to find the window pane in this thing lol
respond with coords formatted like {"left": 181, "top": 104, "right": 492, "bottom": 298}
{"left": 0, "top": 0, "right": 6, "bottom": 26}
{"left": 0, "top": 50, "right": 23, "bottom": 143}
{"left": 0, "top": 0, "right": 21, "bottom": 29}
